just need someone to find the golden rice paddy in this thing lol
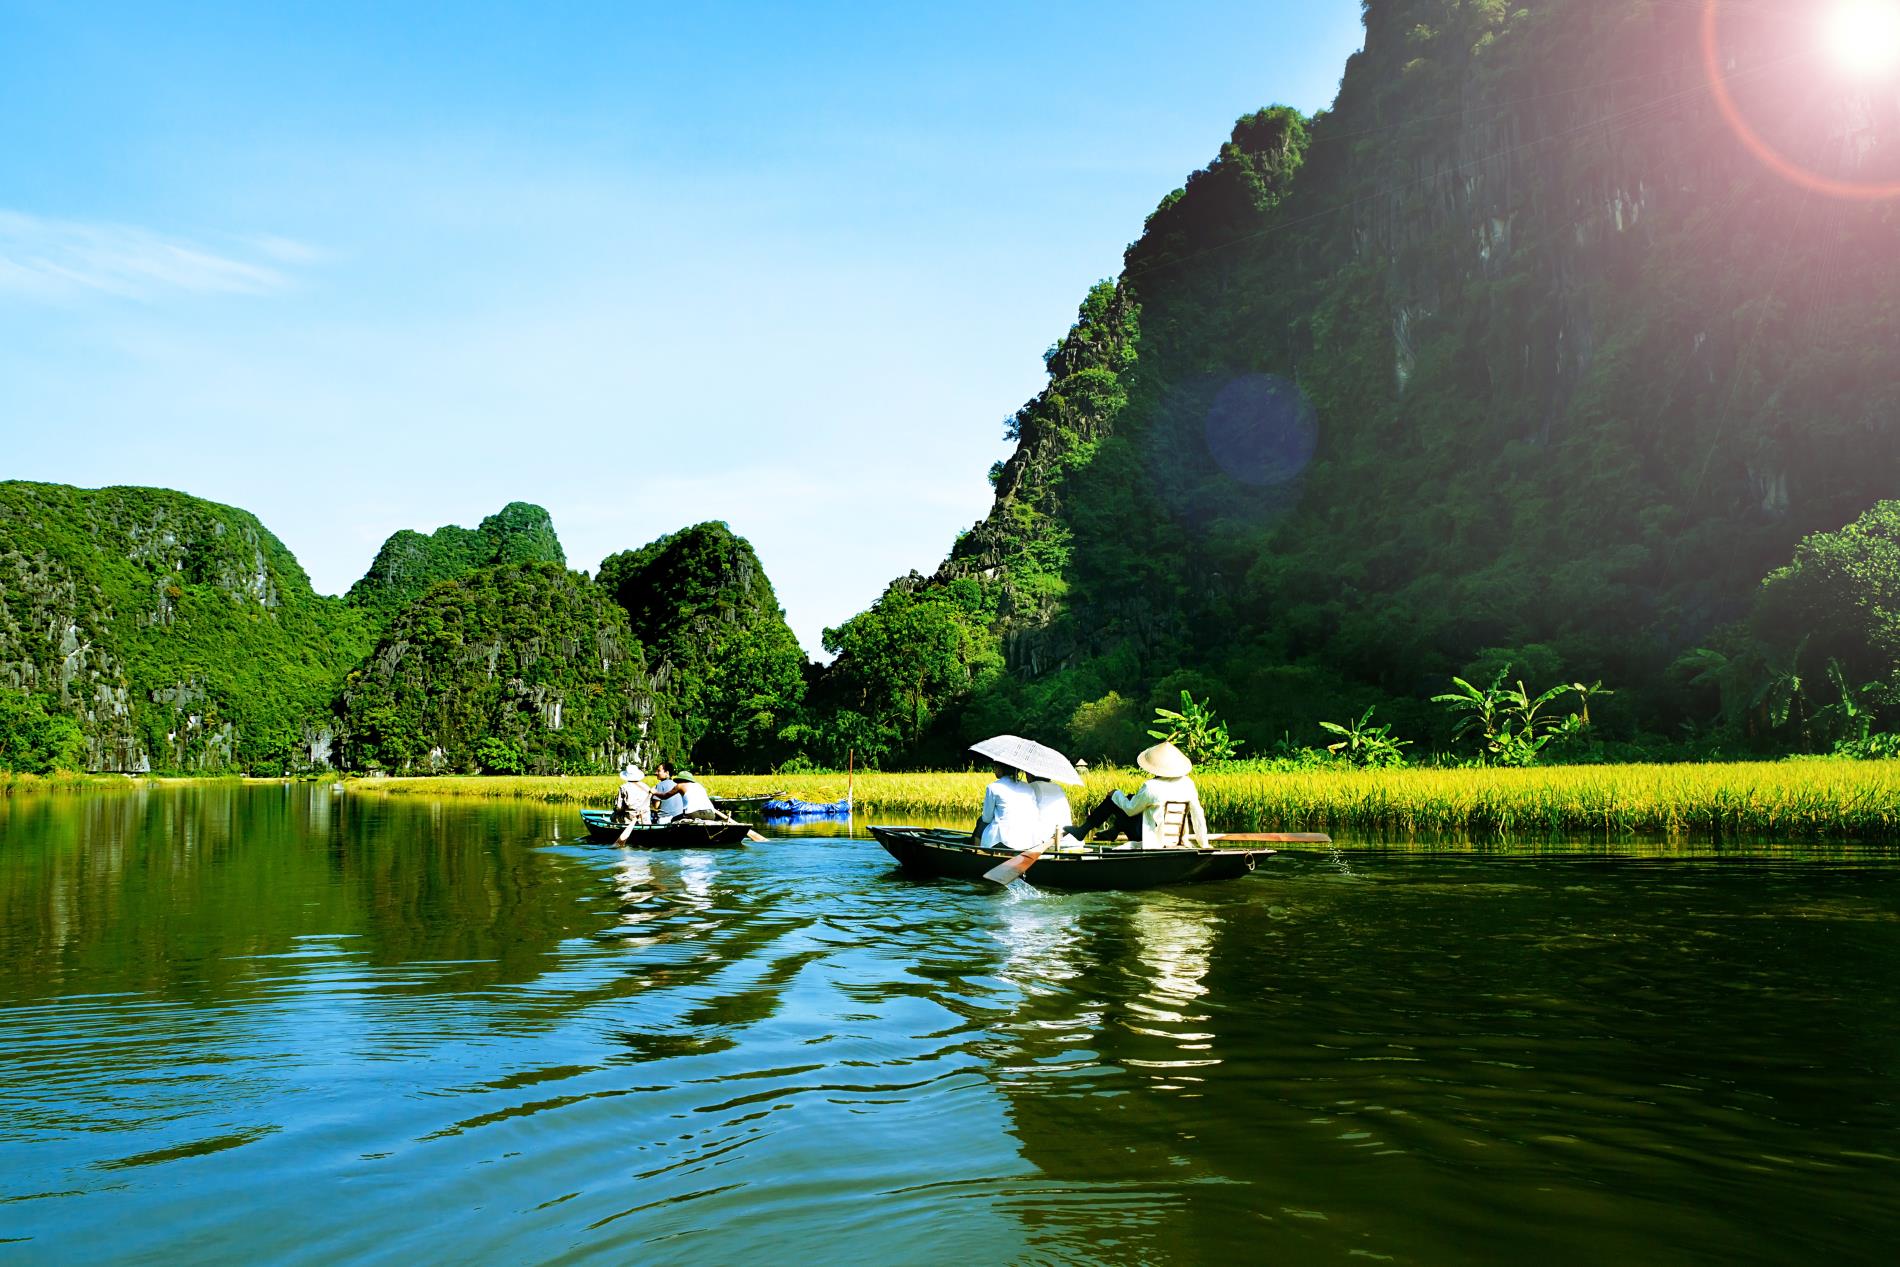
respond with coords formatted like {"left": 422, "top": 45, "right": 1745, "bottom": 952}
{"left": 341, "top": 760, "right": 1900, "bottom": 841}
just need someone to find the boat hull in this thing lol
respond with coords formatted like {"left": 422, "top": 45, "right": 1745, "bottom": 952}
{"left": 579, "top": 810, "right": 751, "bottom": 847}
{"left": 868, "top": 826, "right": 1268, "bottom": 891}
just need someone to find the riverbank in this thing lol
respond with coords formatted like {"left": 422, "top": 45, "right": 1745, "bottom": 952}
{"left": 0, "top": 772, "right": 281, "bottom": 795}
{"left": 341, "top": 760, "right": 1900, "bottom": 841}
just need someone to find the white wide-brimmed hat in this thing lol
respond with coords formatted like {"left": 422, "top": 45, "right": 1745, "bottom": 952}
{"left": 967, "top": 734, "right": 1082, "bottom": 785}
{"left": 621, "top": 764, "right": 644, "bottom": 781}
{"left": 1136, "top": 741, "right": 1192, "bottom": 778}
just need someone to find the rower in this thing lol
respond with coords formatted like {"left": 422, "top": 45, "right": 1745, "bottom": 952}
{"left": 613, "top": 764, "right": 650, "bottom": 827}
{"left": 655, "top": 768, "right": 718, "bottom": 822}
{"left": 1075, "top": 741, "right": 1210, "bottom": 849}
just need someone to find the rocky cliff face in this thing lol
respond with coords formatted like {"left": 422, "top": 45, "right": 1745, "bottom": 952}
{"left": 0, "top": 482, "right": 372, "bottom": 771}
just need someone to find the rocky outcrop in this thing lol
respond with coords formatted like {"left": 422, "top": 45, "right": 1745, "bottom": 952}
{"left": 0, "top": 482, "right": 372, "bottom": 772}
{"left": 337, "top": 561, "right": 675, "bottom": 773}
{"left": 347, "top": 501, "right": 567, "bottom": 619}
{"left": 597, "top": 522, "right": 806, "bottom": 768}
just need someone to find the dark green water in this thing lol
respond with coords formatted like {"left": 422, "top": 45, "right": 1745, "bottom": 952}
{"left": 3, "top": 787, "right": 1899, "bottom": 1265}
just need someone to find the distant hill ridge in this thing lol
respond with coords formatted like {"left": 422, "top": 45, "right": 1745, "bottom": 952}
{"left": 0, "top": 482, "right": 802, "bottom": 774}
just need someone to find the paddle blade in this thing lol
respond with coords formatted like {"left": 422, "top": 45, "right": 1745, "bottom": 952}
{"left": 1211, "top": 832, "right": 1332, "bottom": 844}
{"left": 983, "top": 841, "right": 1051, "bottom": 885}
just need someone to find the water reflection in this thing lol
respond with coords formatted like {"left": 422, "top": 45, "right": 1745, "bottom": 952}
{"left": 2, "top": 791, "right": 1900, "bottom": 1264}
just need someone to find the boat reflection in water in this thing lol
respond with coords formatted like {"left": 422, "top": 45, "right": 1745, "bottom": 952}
{"left": 975, "top": 890, "right": 1239, "bottom": 1261}
{"left": 1122, "top": 900, "right": 1220, "bottom": 1093}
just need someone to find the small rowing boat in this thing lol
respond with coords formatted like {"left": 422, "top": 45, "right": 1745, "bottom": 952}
{"left": 868, "top": 825, "right": 1271, "bottom": 891}
{"left": 578, "top": 809, "right": 752, "bottom": 847}
{"left": 712, "top": 793, "right": 784, "bottom": 811}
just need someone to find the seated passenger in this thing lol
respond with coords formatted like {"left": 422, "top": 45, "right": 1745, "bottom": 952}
{"left": 974, "top": 760, "right": 1044, "bottom": 851}
{"left": 1075, "top": 741, "right": 1210, "bottom": 849}
{"left": 656, "top": 770, "right": 719, "bottom": 822}
{"left": 1027, "top": 774, "right": 1079, "bottom": 851}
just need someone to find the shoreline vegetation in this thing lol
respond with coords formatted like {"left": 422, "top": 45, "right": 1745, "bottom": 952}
{"left": 331, "top": 762, "right": 1900, "bottom": 843}
{"left": 0, "top": 772, "right": 297, "bottom": 794}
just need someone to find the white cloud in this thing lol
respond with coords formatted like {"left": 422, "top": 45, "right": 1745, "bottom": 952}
{"left": 0, "top": 210, "right": 304, "bottom": 300}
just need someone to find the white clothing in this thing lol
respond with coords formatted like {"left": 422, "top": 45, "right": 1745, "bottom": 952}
{"left": 1030, "top": 780, "right": 1074, "bottom": 844}
{"left": 614, "top": 778, "right": 651, "bottom": 824}
{"left": 977, "top": 777, "right": 1044, "bottom": 851}
{"left": 1111, "top": 775, "right": 1210, "bottom": 849}
{"left": 657, "top": 778, "right": 714, "bottom": 822}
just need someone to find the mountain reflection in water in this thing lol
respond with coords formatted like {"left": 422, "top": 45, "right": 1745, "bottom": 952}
{"left": 2, "top": 785, "right": 1899, "bottom": 1264}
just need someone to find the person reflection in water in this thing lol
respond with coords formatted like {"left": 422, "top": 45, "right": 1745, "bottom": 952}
{"left": 1075, "top": 741, "right": 1210, "bottom": 849}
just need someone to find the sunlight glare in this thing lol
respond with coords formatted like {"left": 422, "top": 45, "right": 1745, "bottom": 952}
{"left": 1821, "top": 0, "right": 1900, "bottom": 80}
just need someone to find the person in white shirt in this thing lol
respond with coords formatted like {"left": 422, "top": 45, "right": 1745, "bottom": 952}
{"left": 974, "top": 761, "right": 1044, "bottom": 851}
{"left": 1028, "top": 775, "right": 1076, "bottom": 850}
{"left": 1075, "top": 741, "right": 1210, "bottom": 849}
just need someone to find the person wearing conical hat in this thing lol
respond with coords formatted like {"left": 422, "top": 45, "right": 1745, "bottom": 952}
{"left": 1075, "top": 741, "right": 1210, "bottom": 849}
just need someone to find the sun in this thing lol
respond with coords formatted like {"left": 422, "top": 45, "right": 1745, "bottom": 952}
{"left": 1820, "top": 0, "right": 1900, "bottom": 80}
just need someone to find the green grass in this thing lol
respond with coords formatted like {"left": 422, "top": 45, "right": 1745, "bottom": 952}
{"left": 342, "top": 760, "right": 1900, "bottom": 841}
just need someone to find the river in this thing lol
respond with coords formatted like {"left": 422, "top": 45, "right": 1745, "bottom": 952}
{"left": 2, "top": 785, "right": 1897, "bottom": 1264}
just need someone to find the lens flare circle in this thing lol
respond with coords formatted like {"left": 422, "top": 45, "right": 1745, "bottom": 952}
{"left": 1702, "top": 0, "right": 1900, "bottom": 200}
{"left": 1820, "top": 0, "right": 1900, "bottom": 80}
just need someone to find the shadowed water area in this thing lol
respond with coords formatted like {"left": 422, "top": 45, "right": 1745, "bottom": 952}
{"left": 3, "top": 787, "right": 1899, "bottom": 1264}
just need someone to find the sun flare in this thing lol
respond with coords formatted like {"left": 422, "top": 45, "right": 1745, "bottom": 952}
{"left": 1820, "top": 0, "right": 1900, "bottom": 80}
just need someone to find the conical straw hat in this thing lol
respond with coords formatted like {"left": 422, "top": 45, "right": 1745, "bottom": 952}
{"left": 967, "top": 734, "right": 1083, "bottom": 786}
{"left": 1136, "top": 741, "right": 1192, "bottom": 778}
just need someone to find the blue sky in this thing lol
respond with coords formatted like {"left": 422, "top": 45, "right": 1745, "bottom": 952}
{"left": 1, "top": 1, "right": 1364, "bottom": 655}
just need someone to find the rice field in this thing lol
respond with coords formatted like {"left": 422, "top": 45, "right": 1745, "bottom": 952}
{"left": 342, "top": 760, "right": 1900, "bottom": 842}
{"left": 0, "top": 772, "right": 255, "bottom": 795}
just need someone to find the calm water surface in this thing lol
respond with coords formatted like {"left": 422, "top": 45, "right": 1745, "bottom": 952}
{"left": 3, "top": 787, "right": 1899, "bottom": 1264}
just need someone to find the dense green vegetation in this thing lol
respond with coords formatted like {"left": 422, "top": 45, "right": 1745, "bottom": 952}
{"left": 0, "top": 481, "right": 376, "bottom": 774}
{"left": 799, "top": 0, "right": 1900, "bottom": 768}
{"left": 347, "top": 502, "right": 565, "bottom": 619}
{"left": 0, "top": 694, "right": 86, "bottom": 774}
{"left": 338, "top": 561, "right": 673, "bottom": 774}
{"left": 596, "top": 522, "right": 805, "bottom": 770}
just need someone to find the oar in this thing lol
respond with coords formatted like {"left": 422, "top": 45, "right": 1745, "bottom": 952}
{"left": 1209, "top": 832, "right": 1332, "bottom": 844}
{"left": 706, "top": 807, "right": 768, "bottom": 843}
{"left": 982, "top": 834, "right": 1059, "bottom": 885}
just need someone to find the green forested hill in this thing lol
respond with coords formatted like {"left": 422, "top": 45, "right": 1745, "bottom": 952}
{"left": 348, "top": 502, "right": 566, "bottom": 619}
{"left": 0, "top": 488, "right": 799, "bottom": 774}
{"left": 808, "top": 0, "right": 1900, "bottom": 765}
{"left": 337, "top": 561, "right": 675, "bottom": 774}
{"left": 0, "top": 481, "right": 374, "bottom": 772}
{"left": 597, "top": 523, "right": 806, "bottom": 771}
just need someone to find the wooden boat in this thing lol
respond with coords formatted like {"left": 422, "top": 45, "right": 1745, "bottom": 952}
{"left": 578, "top": 809, "right": 751, "bottom": 847}
{"left": 712, "top": 792, "right": 784, "bottom": 811}
{"left": 868, "top": 826, "right": 1271, "bottom": 891}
